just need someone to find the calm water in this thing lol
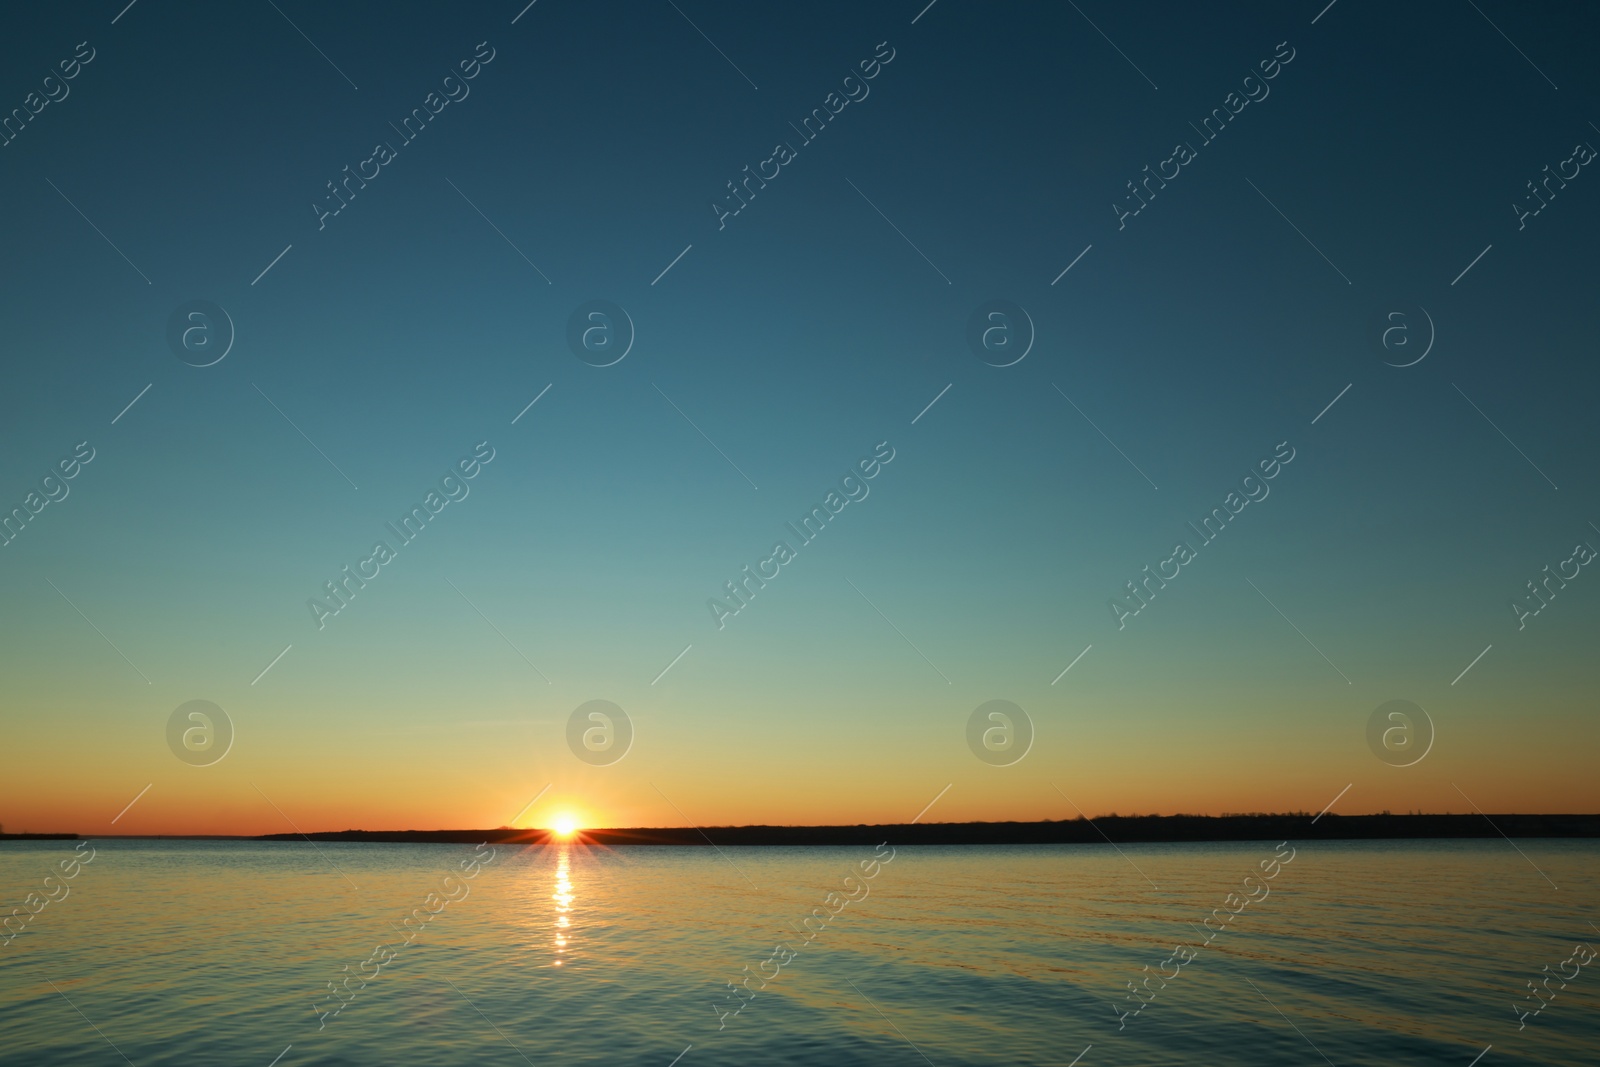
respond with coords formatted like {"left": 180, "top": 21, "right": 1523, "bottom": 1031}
{"left": 1, "top": 839, "right": 1596, "bottom": 1065}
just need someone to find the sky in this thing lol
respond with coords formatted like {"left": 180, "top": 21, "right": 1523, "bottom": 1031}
{"left": 1, "top": 0, "right": 1597, "bottom": 835}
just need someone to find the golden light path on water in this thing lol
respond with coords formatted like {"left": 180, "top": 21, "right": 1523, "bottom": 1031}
{"left": 553, "top": 844, "right": 574, "bottom": 966}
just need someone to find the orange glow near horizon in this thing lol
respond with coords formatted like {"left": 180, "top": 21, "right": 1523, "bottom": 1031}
{"left": 5, "top": 726, "right": 1599, "bottom": 837}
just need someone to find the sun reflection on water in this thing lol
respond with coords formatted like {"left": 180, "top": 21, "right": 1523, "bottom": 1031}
{"left": 552, "top": 844, "right": 575, "bottom": 966}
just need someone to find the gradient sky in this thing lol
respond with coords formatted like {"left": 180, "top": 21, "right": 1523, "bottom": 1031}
{"left": 2, "top": 0, "right": 1598, "bottom": 835}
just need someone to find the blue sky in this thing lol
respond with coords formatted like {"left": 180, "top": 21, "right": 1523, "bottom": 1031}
{"left": 1, "top": 0, "right": 1597, "bottom": 832}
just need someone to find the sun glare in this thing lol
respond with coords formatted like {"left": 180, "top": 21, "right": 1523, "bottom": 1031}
{"left": 553, "top": 815, "right": 578, "bottom": 836}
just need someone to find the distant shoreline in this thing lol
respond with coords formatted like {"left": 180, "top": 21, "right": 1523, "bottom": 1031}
{"left": 6, "top": 813, "right": 1599, "bottom": 845}
{"left": 0, "top": 833, "right": 77, "bottom": 841}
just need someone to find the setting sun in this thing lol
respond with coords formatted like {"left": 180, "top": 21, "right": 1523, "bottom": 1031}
{"left": 553, "top": 815, "right": 578, "bottom": 836}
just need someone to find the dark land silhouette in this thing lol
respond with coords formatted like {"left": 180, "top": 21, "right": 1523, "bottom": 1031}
{"left": 243, "top": 813, "right": 1600, "bottom": 846}
{"left": 0, "top": 833, "right": 76, "bottom": 840}
{"left": 9, "top": 814, "right": 1599, "bottom": 845}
